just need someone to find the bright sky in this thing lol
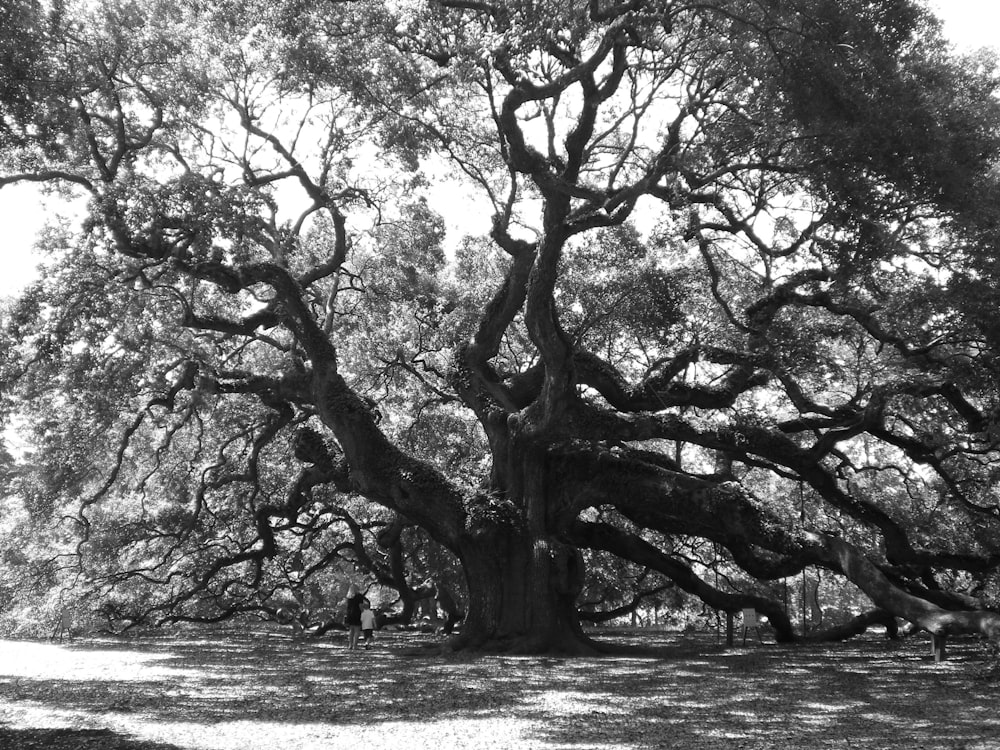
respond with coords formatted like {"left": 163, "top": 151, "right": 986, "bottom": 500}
{"left": 0, "top": 1, "right": 998, "bottom": 298}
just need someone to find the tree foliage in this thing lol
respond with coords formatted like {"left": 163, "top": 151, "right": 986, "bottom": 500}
{"left": 3, "top": 0, "right": 1000, "bottom": 652}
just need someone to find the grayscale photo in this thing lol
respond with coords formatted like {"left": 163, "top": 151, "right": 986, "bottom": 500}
{"left": 1, "top": 1, "right": 999, "bottom": 747}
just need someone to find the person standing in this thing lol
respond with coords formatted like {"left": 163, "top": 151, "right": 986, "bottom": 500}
{"left": 344, "top": 583, "right": 364, "bottom": 650}
{"left": 360, "top": 599, "right": 377, "bottom": 650}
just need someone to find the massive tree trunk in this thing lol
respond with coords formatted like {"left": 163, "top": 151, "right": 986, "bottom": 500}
{"left": 454, "top": 526, "right": 593, "bottom": 653}
{"left": 449, "top": 438, "right": 597, "bottom": 653}
{"left": 314, "top": 360, "right": 596, "bottom": 652}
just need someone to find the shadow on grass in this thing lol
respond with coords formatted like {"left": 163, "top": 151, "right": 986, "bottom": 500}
{"left": 0, "top": 726, "right": 184, "bottom": 749}
{"left": 1, "top": 628, "right": 999, "bottom": 749}
{"left": 526, "top": 632, "right": 1000, "bottom": 749}
{"left": 0, "top": 629, "right": 528, "bottom": 726}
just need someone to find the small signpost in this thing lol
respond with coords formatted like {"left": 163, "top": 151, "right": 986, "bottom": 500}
{"left": 51, "top": 607, "right": 73, "bottom": 642}
{"left": 742, "top": 607, "right": 763, "bottom": 645}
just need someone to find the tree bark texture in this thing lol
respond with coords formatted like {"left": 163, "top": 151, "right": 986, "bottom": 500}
{"left": 455, "top": 526, "right": 593, "bottom": 653}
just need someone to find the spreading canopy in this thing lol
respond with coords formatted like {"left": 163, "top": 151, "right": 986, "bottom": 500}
{"left": 3, "top": 0, "right": 1000, "bottom": 651}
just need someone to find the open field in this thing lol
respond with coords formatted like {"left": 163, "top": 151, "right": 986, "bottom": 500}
{"left": 0, "top": 628, "right": 998, "bottom": 749}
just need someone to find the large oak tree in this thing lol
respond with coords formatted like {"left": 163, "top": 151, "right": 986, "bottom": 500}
{"left": 3, "top": 0, "right": 1000, "bottom": 652}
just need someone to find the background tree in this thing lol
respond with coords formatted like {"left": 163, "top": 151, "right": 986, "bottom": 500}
{"left": 3, "top": 0, "right": 1000, "bottom": 653}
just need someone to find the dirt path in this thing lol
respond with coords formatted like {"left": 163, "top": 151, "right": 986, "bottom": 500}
{"left": 0, "top": 628, "right": 998, "bottom": 749}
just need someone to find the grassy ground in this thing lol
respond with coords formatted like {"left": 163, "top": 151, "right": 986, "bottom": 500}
{"left": 0, "top": 626, "right": 998, "bottom": 749}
